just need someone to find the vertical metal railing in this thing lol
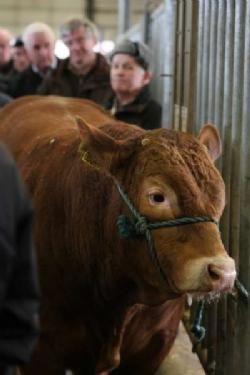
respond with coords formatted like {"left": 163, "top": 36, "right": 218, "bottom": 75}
{"left": 237, "top": 0, "right": 250, "bottom": 373}
{"left": 121, "top": 1, "right": 250, "bottom": 373}
{"left": 194, "top": 1, "right": 250, "bottom": 374}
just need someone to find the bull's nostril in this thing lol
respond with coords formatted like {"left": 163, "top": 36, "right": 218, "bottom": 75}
{"left": 207, "top": 264, "right": 221, "bottom": 281}
{"left": 204, "top": 258, "right": 236, "bottom": 292}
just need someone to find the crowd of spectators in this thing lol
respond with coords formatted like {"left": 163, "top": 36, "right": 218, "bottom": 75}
{"left": 0, "top": 18, "right": 162, "bottom": 129}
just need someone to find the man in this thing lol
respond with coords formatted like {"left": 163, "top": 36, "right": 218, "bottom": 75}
{"left": 39, "top": 18, "right": 112, "bottom": 106}
{"left": 8, "top": 22, "right": 56, "bottom": 98}
{"left": 11, "top": 37, "right": 30, "bottom": 73}
{"left": 0, "top": 28, "right": 14, "bottom": 94}
{"left": 0, "top": 28, "right": 12, "bottom": 75}
{"left": 106, "top": 39, "right": 162, "bottom": 130}
{"left": 0, "top": 143, "right": 40, "bottom": 375}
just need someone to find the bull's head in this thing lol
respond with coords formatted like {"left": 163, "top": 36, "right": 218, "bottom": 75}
{"left": 76, "top": 118, "right": 236, "bottom": 303}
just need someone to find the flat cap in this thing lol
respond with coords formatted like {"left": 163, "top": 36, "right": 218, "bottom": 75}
{"left": 110, "top": 39, "right": 151, "bottom": 70}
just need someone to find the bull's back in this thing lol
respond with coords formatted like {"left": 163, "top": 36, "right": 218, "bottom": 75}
{"left": 0, "top": 95, "right": 113, "bottom": 160}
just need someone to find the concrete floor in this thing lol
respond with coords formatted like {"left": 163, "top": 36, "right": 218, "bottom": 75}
{"left": 156, "top": 322, "right": 205, "bottom": 375}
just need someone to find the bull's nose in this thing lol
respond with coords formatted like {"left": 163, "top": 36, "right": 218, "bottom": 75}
{"left": 206, "top": 257, "right": 236, "bottom": 292}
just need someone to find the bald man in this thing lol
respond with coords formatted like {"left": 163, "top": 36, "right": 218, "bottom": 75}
{"left": 0, "top": 28, "right": 12, "bottom": 75}
{"left": 0, "top": 28, "right": 14, "bottom": 94}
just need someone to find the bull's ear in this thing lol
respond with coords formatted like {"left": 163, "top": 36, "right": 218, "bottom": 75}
{"left": 198, "top": 124, "right": 222, "bottom": 162}
{"left": 76, "top": 117, "right": 136, "bottom": 170}
{"left": 77, "top": 117, "right": 119, "bottom": 153}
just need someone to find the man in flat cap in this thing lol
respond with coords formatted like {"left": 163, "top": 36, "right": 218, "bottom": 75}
{"left": 106, "top": 39, "right": 162, "bottom": 130}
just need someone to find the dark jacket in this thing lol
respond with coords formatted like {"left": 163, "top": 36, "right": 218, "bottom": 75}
{"left": 0, "top": 60, "right": 14, "bottom": 77}
{"left": 7, "top": 65, "right": 45, "bottom": 98}
{"left": 0, "top": 92, "right": 12, "bottom": 108}
{"left": 0, "top": 60, "right": 15, "bottom": 94}
{"left": 38, "top": 53, "right": 113, "bottom": 106}
{"left": 106, "top": 86, "right": 162, "bottom": 130}
{"left": 0, "top": 143, "right": 39, "bottom": 367}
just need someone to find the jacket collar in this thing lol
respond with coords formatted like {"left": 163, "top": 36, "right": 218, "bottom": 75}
{"left": 62, "top": 53, "right": 110, "bottom": 82}
{"left": 111, "top": 86, "right": 151, "bottom": 115}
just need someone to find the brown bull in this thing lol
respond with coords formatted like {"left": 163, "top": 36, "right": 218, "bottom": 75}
{"left": 0, "top": 96, "right": 236, "bottom": 375}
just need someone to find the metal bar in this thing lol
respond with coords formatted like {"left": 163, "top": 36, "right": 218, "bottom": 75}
{"left": 162, "top": 0, "right": 178, "bottom": 128}
{"left": 174, "top": 0, "right": 182, "bottom": 130}
{"left": 176, "top": 0, "right": 185, "bottom": 131}
{"left": 230, "top": 0, "right": 245, "bottom": 285}
{"left": 118, "top": 0, "right": 131, "bottom": 36}
{"left": 212, "top": 3, "right": 227, "bottom": 374}
{"left": 240, "top": 0, "right": 250, "bottom": 297}
{"left": 200, "top": 0, "right": 211, "bottom": 125}
{"left": 207, "top": 0, "right": 218, "bottom": 122}
{"left": 214, "top": 1, "right": 226, "bottom": 134}
{"left": 219, "top": 2, "right": 235, "bottom": 375}
{"left": 186, "top": 0, "right": 199, "bottom": 133}
{"left": 143, "top": 4, "right": 151, "bottom": 44}
{"left": 85, "top": 0, "right": 95, "bottom": 21}
{"left": 179, "top": 0, "right": 186, "bottom": 131}
{"left": 195, "top": 0, "right": 205, "bottom": 131}
{"left": 228, "top": 1, "right": 246, "bottom": 373}
{"left": 221, "top": 0, "right": 235, "bottom": 257}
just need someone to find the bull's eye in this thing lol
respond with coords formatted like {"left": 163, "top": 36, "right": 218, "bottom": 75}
{"left": 149, "top": 193, "right": 165, "bottom": 204}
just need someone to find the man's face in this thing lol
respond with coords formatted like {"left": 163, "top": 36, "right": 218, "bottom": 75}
{"left": 63, "top": 26, "right": 96, "bottom": 72}
{"left": 110, "top": 54, "right": 150, "bottom": 96}
{"left": 0, "top": 32, "right": 11, "bottom": 66}
{"left": 25, "top": 31, "right": 55, "bottom": 72}
{"left": 12, "top": 46, "right": 30, "bottom": 72}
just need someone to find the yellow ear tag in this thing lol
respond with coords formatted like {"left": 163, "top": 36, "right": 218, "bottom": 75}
{"left": 141, "top": 138, "right": 150, "bottom": 146}
{"left": 78, "top": 143, "right": 99, "bottom": 170}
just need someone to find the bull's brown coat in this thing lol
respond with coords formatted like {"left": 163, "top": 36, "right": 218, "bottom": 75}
{"left": 0, "top": 96, "right": 235, "bottom": 375}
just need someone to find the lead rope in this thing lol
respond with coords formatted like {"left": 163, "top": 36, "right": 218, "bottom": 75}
{"left": 191, "top": 300, "right": 206, "bottom": 351}
{"left": 191, "top": 278, "right": 249, "bottom": 351}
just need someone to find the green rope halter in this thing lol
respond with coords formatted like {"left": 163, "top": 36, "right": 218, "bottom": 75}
{"left": 114, "top": 179, "right": 218, "bottom": 285}
{"left": 113, "top": 179, "right": 249, "bottom": 344}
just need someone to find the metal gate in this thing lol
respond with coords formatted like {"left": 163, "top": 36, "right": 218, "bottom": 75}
{"left": 125, "top": 1, "right": 250, "bottom": 374}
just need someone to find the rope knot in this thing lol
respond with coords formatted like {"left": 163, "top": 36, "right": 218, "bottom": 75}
{"left": 117, "top": 215, "right": 136, "bottom": 238}
{"left": 117, "top": 215, "right": 148, "bottom": 238}
{"left": 134, "top": 216, "right": 148, "bottom": 236}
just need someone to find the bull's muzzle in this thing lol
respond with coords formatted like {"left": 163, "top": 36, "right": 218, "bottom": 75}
{"left": 205, "top": 256, "right": 236, "bottom": 292}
